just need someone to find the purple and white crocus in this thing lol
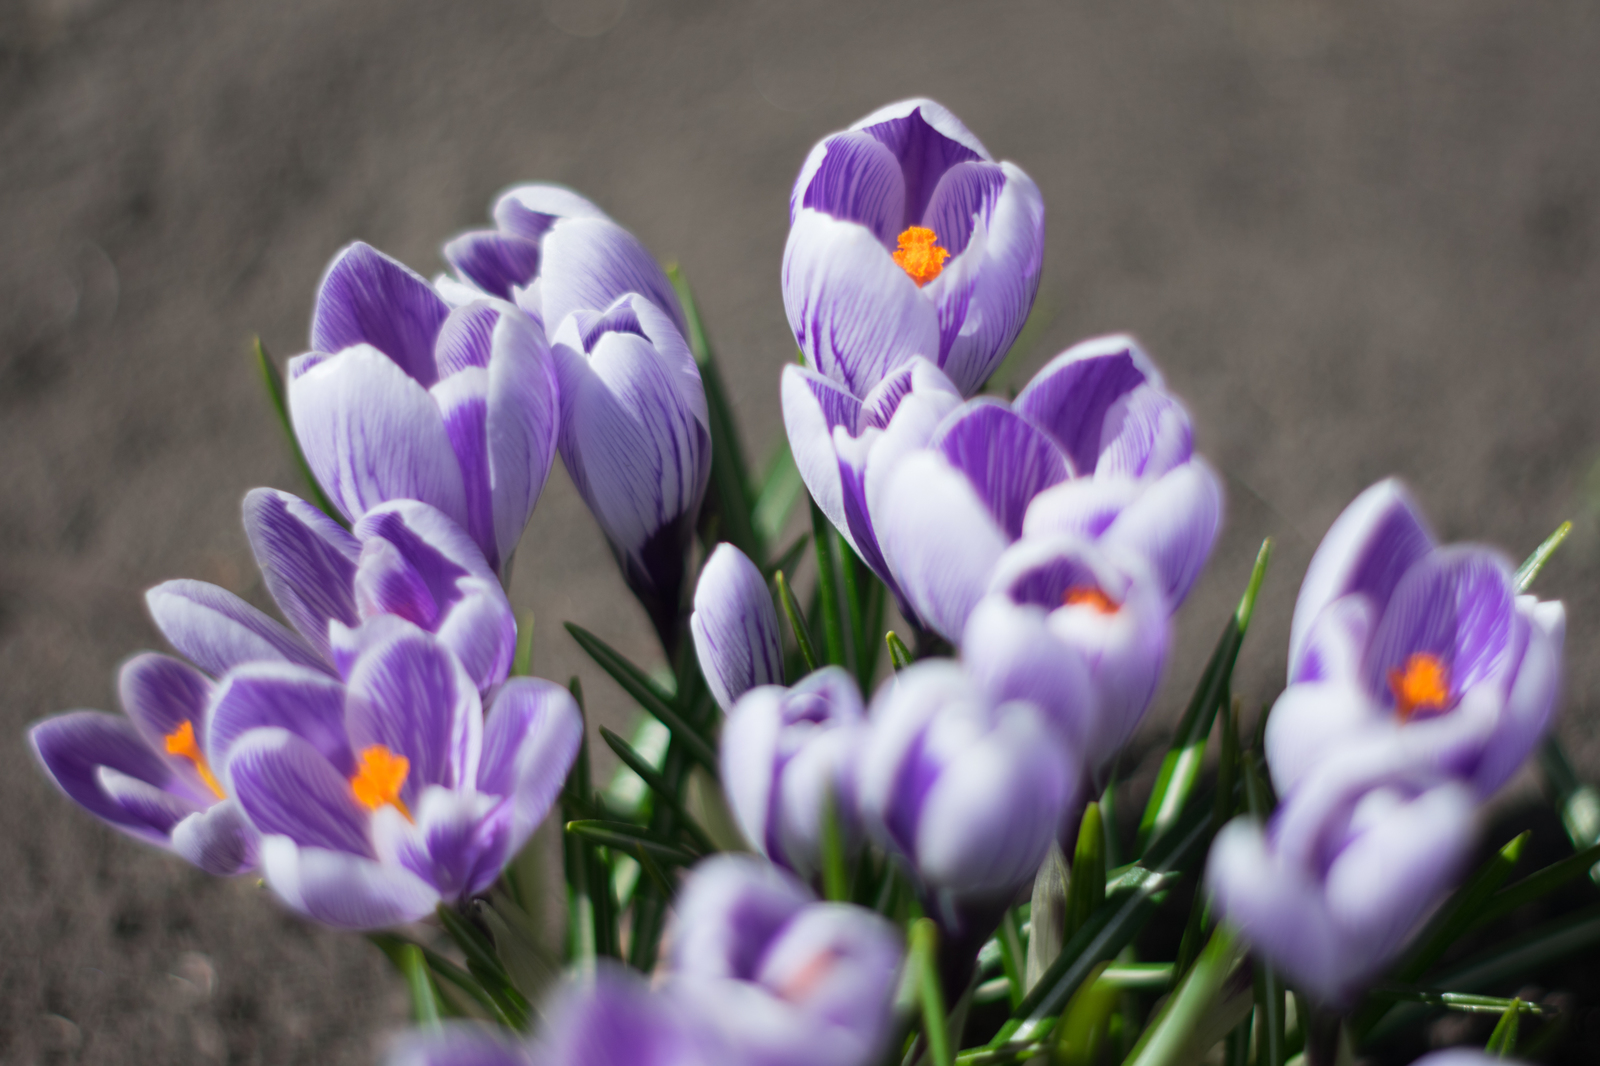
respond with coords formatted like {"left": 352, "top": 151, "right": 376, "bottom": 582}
{"left": 211, "top": 620, "right": 580, "bottom": 928}
{"left": 1266, "top": 479, "right": 1565, "bottom": 802}
{"left": 550, "top": 293, "right": 711, "bottom": 650}
{"left": 878, "top": 334, "right": 1222, "bottom": 641}
{"left": 690, "top": 543, "right": 784, "bottom": 713}
{"left": 784, "top": 98, "right": 1045, "bottom": 399}
{"left": 287, "top": 241, "right": 560, "bottom": 577}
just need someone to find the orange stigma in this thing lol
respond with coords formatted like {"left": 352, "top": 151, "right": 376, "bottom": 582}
{"left": 1063, "top": 586, "right": 1119, "bottom": 614}
{"left": 350, "top": 745, "right": 413, "bottom": 821}
{"left": 164, "top": 720, "right": 224, "bottom": 800}
{"left": 892, "top": 226, "right": 950, "bottom": 287}
{"left": 1389, "top": 653, "right": 1451, "bottom": 722}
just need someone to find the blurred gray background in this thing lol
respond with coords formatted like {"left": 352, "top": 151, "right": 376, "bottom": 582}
{"left": 3, "top": 0, "right": 1599, "bottom": 1060}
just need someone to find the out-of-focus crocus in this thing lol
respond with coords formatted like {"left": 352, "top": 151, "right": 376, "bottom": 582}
{"left": 878, "top": 334, "right": 1222, "bottom": 641}
{"left": 961, "top": 536, "right": 1169, "bottom": 786}
{"left": 550, "top": 293, "right": 711, "bottom": 650}
{"left": 858, "top": 661, "right": 1078, "bottom": 903}
{"left": 210, "top": 621, "right": 580, "bottom": 928}
{"left": 287, "top": 241, "right": 559, "bottom": 575}
{"left": 784, "top": 98, "right": 1044, "bottom": 398}
{"left": 666, "top": 855, "right": 903, "bottom": 1066}
{"left": 691, "top": 543, "right": 783, "bottom": 713}
{"left": 438, "top": 183, "right": 686, "bottom": 338}
{"left": 721, "top": 668, "right": 866, "bottom": 880}
{"left": 241, "top": 491, "right": 516, "bottom": 692}
{"left": 30, "top": 653, "right": 259, "bottom": 875}
{"left": 1206, "top": 759, "right": 1478, "bottom": 1006}
{"left": 782, "top": 356, "right": 964, "bottom": 606}
{"left": 1267, "top": 479, "right": 1565, "bottom": 801}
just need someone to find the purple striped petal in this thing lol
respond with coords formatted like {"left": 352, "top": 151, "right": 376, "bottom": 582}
{"left": 170, "top": 798, "right": 260, "bottom": 876}
{"left": 242, "top": 488, "right": 361, "bottom": 660}
{"left": 752, "top": 903, "right": 902, "bottom": 1044}
{"left": 432, "top": 585, "right": 517, "bottom": 694}
{"left": 1014, "top": 336, "right": 1160, "bottom": 475}
{"left": 878, "top": 451, "right": 1009, "bottom": 641}
{"left": 960, "top": 597, "right": 1094, "bottom": 762}
{"left": 1098, "top": 461, "right": 1224, "bottom": 606}
{"left": 932, "top": 400, "right": 1070, "bottom": 539}
{"left": 118, "top": 652, "right": 212, "bottom": 752}
{"left": 344, "top": 628, "right": 481, "bottom": 797}
{"left": 691, "top": 544, "right": 783, "bottom": 713}
{"left": 922, "top": 161, "right": 1008, "bottom": 259}
{"left": 375, "top": 788, "right": 511, "bottom": 901}
{"left": 259, "top": 836, "right": 438, "bottom": 929}
{"left": 442, "top": 231, "right": 542, "bottom": 301}
{"left": 477, "top": 677, "right": 583, "bottom": 840}
{"left": 433, "top": 367, "right": 496, "bottom": 567}
{"left": 354, "top": 499, "right": 497, "bottom": 588}
{"left": 484, "top": 305, "right": 560, "bottom": 568}
{"left": 538, "top": 216, "right": 685, "bottom": 337}
{"left": 31, "top": 712, "right": 177, "bottom": 841}
{"left": 797, "top": 130, "right": 906, "bottom": 244}
{"left": 145, "top": 579, "right": 326, "bottom": 677}
{"left": 355, "top": 536, "right": 442, "bottom": 628}
{"left": 492, "top": 183, "right": 611, "bottom": 239}
{"left": 311, "top": 242, "right": 450, "bottom": 388}
{"left": 205, "top": 662, "right": 353, "bottom": 777}
{"left": 1473, "top": 597, "right": 1564, "bottom": 795}
{"left": 853, "top": 99, "right": 989, "bottom": 228}
{"left": 1022, "top": 477, "right": 1141, "bottom": 541}
{"left": 780, "top": 365, "right": 862, "bottom": 546}
{"left": 435, "top": 301, "right": 501, "bottom": 375}
{"left": 668, "top": 854, "right": 812, "bottom": 981}
{"left": 95, "top": 766, "right": 197, "bottom": 834}
{"left": 1287, "top": 479, "right": 1436, "bottom": 682}
{"left": 783, "top": 210, "right": 941, "bottom": 397}
{"left": 1095, "top": 385, "right": 1195, "bottom": 480}
{"left": 227, "top": 729, "right": 373, "bottom": 856}
{"left": 287, "top": 345, "right": 470, "bottom": 530}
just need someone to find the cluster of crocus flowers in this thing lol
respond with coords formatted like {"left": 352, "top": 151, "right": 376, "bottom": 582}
{"left": 1207, "top": 479, "right": 1566, "bottom": 1006}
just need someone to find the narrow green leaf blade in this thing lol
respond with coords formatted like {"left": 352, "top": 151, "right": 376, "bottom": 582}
{"left": 399, "top": 942, "right": 442, "bottom": 1028}
{"left": 775, "top": 570, "right": 819, "bottom": 672}
{"left": 819, "top": 787, "right": 850, "bottom": 902}
{"left": 1066, "top": 802, "right": 1106, "bottom": 943}
{"left": 910, "top": 918, "right": 953, "bottom": 1066}
{"left": 254, "top": 337, "right": 347, "bottom": 527}
{"left": 1514, "top": 521, "right": 1572, "bottom": 593}
{"left": 597, "top": 726, "right": 715, "bottom": 854}
{"left": 886, "top": 631, "right": 913, "bottom": 671}
{"left": 565, "top": 820, "right": 700, "bottom": 866}
{"left": 1484, "top": 998, "right": 1521, "bottom": 1055}
{"left": 563, "top": 623, "right": 717, "bottom": 770}
{"left": 810, "top": 502, "right": 848, "bottom": 667}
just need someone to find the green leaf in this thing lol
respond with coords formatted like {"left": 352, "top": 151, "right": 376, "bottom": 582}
{"left": 1513, "top": 521, "right": 1572, "bottom": 593}
{"left": 1253, "top": 951, "right": 1287, "bottom": 1066}
{"left": 995, "top": 909, "right": 1026, "bottom": 1009}
{"left": 563, "top": 623, "right": 716, "bottom": 770}
{"left": 775, "top": 570, "right": 819, "bottom": 672}
{"left": 753, "top": 441, "right": 804, "bottom": 550}
{"left": 399, "top": 942, "right": 442, "bottom": 1028}
{"left": 565, "top": 820, "right": 701, "bottom": 867}
{"left": 1137, "top": 540, "right": 1271, "bottom": 854}
{"left": 909, "top": 919, "right": 953, "bottom": 1066}
{"left": 1367, "top": 985, "right": 1551, "bottom": 1016}
{"left": 1119, "top": 925, "right": 1245, "bottom": 1066}
{"left": 886, "top": 631, "right": 913, "bottom": 671}
{"left": 1098, "top": 963, "right": 1174, "bottom": 990}
{"left": 810, "top": 502, "right": 848, "bottom": 668}
{"left": 512, "top": 610, "right": 535, "bottom": 677}
{"left": 437, "top": 904, "right": 532, "bottom": 1029}
{"left": 1484, "top": 998, "right": 1521, "bottom": 1056}
{"left": 597, "top": 726, "right": 715, "bottom": 854}
{"left": 666, "top": 265, "right": 761, "bottom": 563}
{"left": 819, "top": 786, "right": 850, "bottom": 903}
{"left": 1475, "top": 838, "right": 1600, "bottom": 929}
{"left": 1539, "top": 736, "right": 1600, "bottom": 885}
{"left": 1052, "top": 961, "right": 1116, "bottom": 1066}
{"left": 253, "top": 337, "right": 347, "bottom": 527}
{"left": 1066, "top": 802, "right": 1106, "bottom": 944}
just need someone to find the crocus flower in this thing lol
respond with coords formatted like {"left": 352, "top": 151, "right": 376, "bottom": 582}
{"left": 210, "top": 620, "right": 580, "bottom": 928}
{"left": 782, "top": 355, "right": 964, "bottom": 606}
{"left": 857, "top": 661, "right": 1078, "bottom": 903}
{"left": 961, "top": 535, "right": 1169, "bottom": 786}
{"left": 550, "top": 293, "right": 711, "bottom": 651}
{"left": 29, "top": 653, "right": 259, "bottom": 875}
{"left": 1267, "top": 479, "right": 1565, "bottom": 802}
{"left": 287, "top": 241, "right": 559, "bottom": 575}
{"left": 877, "top": 334, "right": 1222, "bottom": 641}
{"left": 720, "top": 668, "right": 866, "bottom": 880}
{"left": 1206, "top": 760, "right": 1478, "bottom": 1006}
{"left": 691, "top": 543, "right": 784, "bottom": 712}
{"left": 666, "top": 855, "right": 903, "bottom": 1066}
{"left": 784, "top": 98, "right": 1045, "bottom": 398}
{"left": 438, "top": 183, "right": 686, "bottom": 338}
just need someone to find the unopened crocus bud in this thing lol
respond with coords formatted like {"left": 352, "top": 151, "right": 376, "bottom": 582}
{"left": 1206, "top": 759, "right": 1477, "bottom": 1006}
{"left": 877, "top": 335, "right": 1221, "bottom": 642}
{"left": 721, "top": 668, "right": 866, "bottom": 879}
{"left": 666, "top": 855, "right": 903, "bottom": 1066}
{"left": 551, "top": 293, "right": 711, "bottom": 651}
{"left": 691, "top": 544, "right": 783, "bottom": 713}
{"left": 857, "top": 661, "right": 1078, "bottom": 902}
{"left": 287, "top": 242, "right": 559, "bottom": 576}
{"left": 1268, "top": 479, "right": 1565, "bottom": 802}
{"left": 784, "top": 99, "right": 1044, "bottom": 398}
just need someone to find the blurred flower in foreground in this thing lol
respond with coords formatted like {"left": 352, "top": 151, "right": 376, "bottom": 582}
{"left": 438, "top": 182, "right": 686, "bottom": 338}
{"left": 30, "top": 653, "right": 260, "bottom": 875}
{"left": 550, "top": 293, "right": 711, "bottom": 651}
{"left": 721, "top": 667, "right": 866, "bottom": 880}
{"left": 667, "top": 856, "right": 903, "bottom": 1066}
{"left": 1206, "top": 763, "right": 1477, "bottom": 1006}
{"left": 288, "top": 242, "right": 559, "bottom": 576}
{"left": 1267, "top": 478, "right": 1565, "bottom": 802}
{"left": 858, "top": 660, "right": 1077, "bottom": 903}
{"left": 213, "top": 622, "right": 579, "bottom": 928}
{"left": 691, "top": 543, "right": 784, "bottom": 713}
{"left": 879, "top": 334, "right": 1221, "bottom": 641}
{"left": 784, "top": 98, "right": 1045, "bottom": 398}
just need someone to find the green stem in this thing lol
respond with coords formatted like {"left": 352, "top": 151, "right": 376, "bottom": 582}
{"left": 810, "top": 502, "right": 848, "bottom": 668}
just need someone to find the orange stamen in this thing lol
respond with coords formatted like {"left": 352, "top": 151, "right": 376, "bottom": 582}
{"left": 1388, "top": 653, "right": 1451, "bottom": 722}
{"left": 892, "top": 226, "right": 950, "bottom": 287}
{"left": 350, "top": 745, "right": 413, "bottom": 821}
{"left": 1063, "top": 586, "right": 1119, "bottom": 614}
{"left": 164, "top": 720, "right": 225, "bottom": 800}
